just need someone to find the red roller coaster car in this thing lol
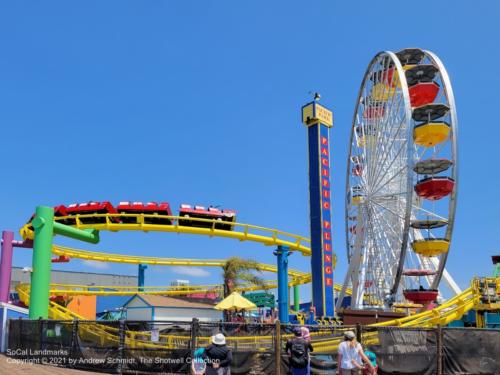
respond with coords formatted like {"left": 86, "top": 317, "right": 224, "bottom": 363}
{"left": 51, "top": 255, "right": 70, "bottom": 263}
{"left": 27, "top": 205, "right": 72, "bottom": 227}
{"left": 117, "top": 201, "right": 173, "bottom": 225}
{"left": 178, "top": 204, "right": 236, "bottom": 231}
{"left": 66, "top": 201, "right": 119, "bottom": 224}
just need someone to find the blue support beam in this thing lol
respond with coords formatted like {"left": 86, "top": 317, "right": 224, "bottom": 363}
{"left": 274, "top": 245, "right": 290, "bottom": 324}
{"left": 138, "top": 264, "right": 147, "bottom": 291}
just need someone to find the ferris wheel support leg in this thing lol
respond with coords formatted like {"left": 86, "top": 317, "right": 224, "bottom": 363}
{"left": 428, "top": 257, "right": 462, "bottom": 295}
{"left": 336, "top": 260, "right": 356, "bottom": 310}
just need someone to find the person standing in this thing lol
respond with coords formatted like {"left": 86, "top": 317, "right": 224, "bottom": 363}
{"left": 203, "top": 333, "right": 232, "bottom": 375}
{"left": 300, "top": 326, "right": 311, "bottom": 342}
{"left": 286, "top": 327, "right": 314, "bottom": 375}
{"left": 337, "top": 331, "right": 374, "bottom": 375}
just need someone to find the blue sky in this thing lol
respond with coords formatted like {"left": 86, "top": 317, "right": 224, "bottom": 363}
{"left": 1, "top": 1, "right": 499, "bottom": 302}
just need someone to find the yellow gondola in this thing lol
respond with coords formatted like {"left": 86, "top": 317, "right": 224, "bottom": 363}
{"left": 413, "top": 122, "right": 450, "bottom": 147}
{"left": 357, "top": 135, "right": 376, "bottom": 148}
{"left": 412, "top": 239, "right": 449, "bottom": 257}
{"left": 351, "top": 195, "right": 363, "bottom": 206}
{"left": 370, "top": 83, "right": 396, "bottom": 101}
{"left": 392, "top": 64, "right": 416, "bottom": 88}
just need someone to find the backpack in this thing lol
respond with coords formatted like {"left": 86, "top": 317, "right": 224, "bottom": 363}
{"left": 290, "top": 339, "right": 308, "bottom": 369}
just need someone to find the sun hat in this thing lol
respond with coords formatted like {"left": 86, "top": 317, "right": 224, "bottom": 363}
{"left": 211, "top": 333, "right": 226, "bottom": 345}
{"left": 344, "top": 330, "right": 356, "bottom": 340}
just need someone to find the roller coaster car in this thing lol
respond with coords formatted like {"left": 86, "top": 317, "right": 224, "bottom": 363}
{"left": 178, "top": 204, "right": 236, "bottom": 231}
{"left": 51, "top": 255, "right": 70, "bottom": 263}
{"left": 117, "top": 201, "right": 173, "bottom": 225}
{"left": 27, "top": 205, "right": 72, "bottom": 228}
{"left": 66, "top": 201, "right": 119, "bottom": 224}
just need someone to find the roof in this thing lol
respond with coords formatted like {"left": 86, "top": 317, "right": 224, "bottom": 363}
{"left": 126, "top": 294, "right": 216, "bottom": 309}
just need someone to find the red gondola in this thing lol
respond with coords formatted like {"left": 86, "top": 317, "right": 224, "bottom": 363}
{"left": 403, "top": 289, "right": 438, "bottom": 305}
{"left": 415, "top": 177, "right": 455, "bottom": 200}
{"left": 117, "top": 201, "right": 173, "bottom": 225}
{"left": 402, "top": 269, "right": 437, "bottom": 277}
{"left": 353, "top": 164, "right": 363, "bottom": 176}
{"left": 363, "top": 104, "right": 385, "bottom": 119}
{"left": 409, "top": 82, "right": 439, "bottom": 107}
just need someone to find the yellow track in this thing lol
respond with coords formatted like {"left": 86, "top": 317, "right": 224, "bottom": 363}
{"left": 51, "top": 244, "right": 349, "bottom": 292}
{"left": 21, "top": 213, "right": 312, "bottom": 256}
{"left": 16, "top": 278, "right": 499, "bottom": 352}
{"left": 314, "top": 278, "right": 499, "bottom": 351}
{"left": 17, "top": 213, "right": 500, "bottom": 350}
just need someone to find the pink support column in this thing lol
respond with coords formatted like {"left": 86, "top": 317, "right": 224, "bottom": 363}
{"left": 0, "top": 231, "right": 14, "bottom": 303}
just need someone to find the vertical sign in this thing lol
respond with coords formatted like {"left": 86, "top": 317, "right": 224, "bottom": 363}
{"left": 301, "top": 101, "right": 335, "bottom": 317}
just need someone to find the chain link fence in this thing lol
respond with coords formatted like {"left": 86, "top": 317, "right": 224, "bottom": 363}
{"left": 6, "top": 318, "right": 500, "bottom": 374}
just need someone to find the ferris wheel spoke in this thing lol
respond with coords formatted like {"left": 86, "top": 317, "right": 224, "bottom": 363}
{"left": 372, "top": 206, "right": 404, "bottom": 242}
{"left": 411, "top": 204, "right": 448, "bottom": 221}
{"left": 370, "top": 164, "right": 408, "bottom": 197}
{"left": 366, "top": 69, "right": 403, "bottom": 186}
{"left": 368, "top": 95, "right": 405, "bottom": 184}
{"left": 370, "top": 136, "right": 408, "bottom": 192}
{"left": 374, "top": 121, "right": 407, "bottom": 189}
{"left": 364, "top": 215, "right": 394, "bottom": 302}
{"left": 370, "top": 199, "right": 406, "bottom": 220}
{"left": 369, "top": 209, "right": 401, "bottom": 280}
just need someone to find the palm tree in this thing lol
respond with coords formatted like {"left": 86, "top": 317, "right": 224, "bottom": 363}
{"left": 222, "top": 256, "right": 267, "bottom": 298}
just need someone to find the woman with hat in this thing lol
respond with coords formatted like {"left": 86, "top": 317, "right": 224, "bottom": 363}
{"left": 203, "top": 333, "right": 232, "bottom": 375}
{"left": 337, "top": 331, "right": 374, "bottom": 375}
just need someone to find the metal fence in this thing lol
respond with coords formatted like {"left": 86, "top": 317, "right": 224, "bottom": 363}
{"left": 6, "top": 318, "right": 500, "bottom": 374}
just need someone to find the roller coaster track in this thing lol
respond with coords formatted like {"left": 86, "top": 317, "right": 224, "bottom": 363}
{"left": 51, "top": 245, "right": 315, "bottom": 289}
{"left": 16, "top": 278, "right": 499, "bottom": 351}
{"left": 314, "top": 277, "right": 500, "bottom": 352}
{"left": 18, "top": 213, "right": 500, "bottom": 351}
{"left": 21, "top": 213, "right": 312, "bottom": 256}
{"left": 20, "top": 212, "right": 345, "bottom": 291}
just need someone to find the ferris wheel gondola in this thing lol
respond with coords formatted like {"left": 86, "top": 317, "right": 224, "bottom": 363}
{"left": 337, "top": 48, "right": 461, "bottom": 310}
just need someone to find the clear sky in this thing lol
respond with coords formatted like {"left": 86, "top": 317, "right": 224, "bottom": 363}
{"left": 1, "top": 1, "right": 499, "bottom": 302}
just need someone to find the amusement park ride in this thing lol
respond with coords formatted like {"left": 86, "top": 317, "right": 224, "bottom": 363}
{"left": 0, "top": 48, "right": 499, "bottom": 344}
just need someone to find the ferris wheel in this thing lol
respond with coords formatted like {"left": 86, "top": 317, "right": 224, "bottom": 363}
{"left": 337, "top": 48, "right": 461, "bottom": 310}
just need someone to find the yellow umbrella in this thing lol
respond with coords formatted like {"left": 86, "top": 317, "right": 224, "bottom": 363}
{"left": 214, "top": 292, "right": 258, "bottom": 311}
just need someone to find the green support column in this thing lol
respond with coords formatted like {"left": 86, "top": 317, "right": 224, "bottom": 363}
{"left": 294, "top": 285, "right": 300, "bottom": 312}
{"left": 29, "top": 206, "right": 54, "bottom": 319}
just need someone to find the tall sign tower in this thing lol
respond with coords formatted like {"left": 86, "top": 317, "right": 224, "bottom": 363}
{"left": 301, "top": 97, "right": 335, "bottom": 317}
